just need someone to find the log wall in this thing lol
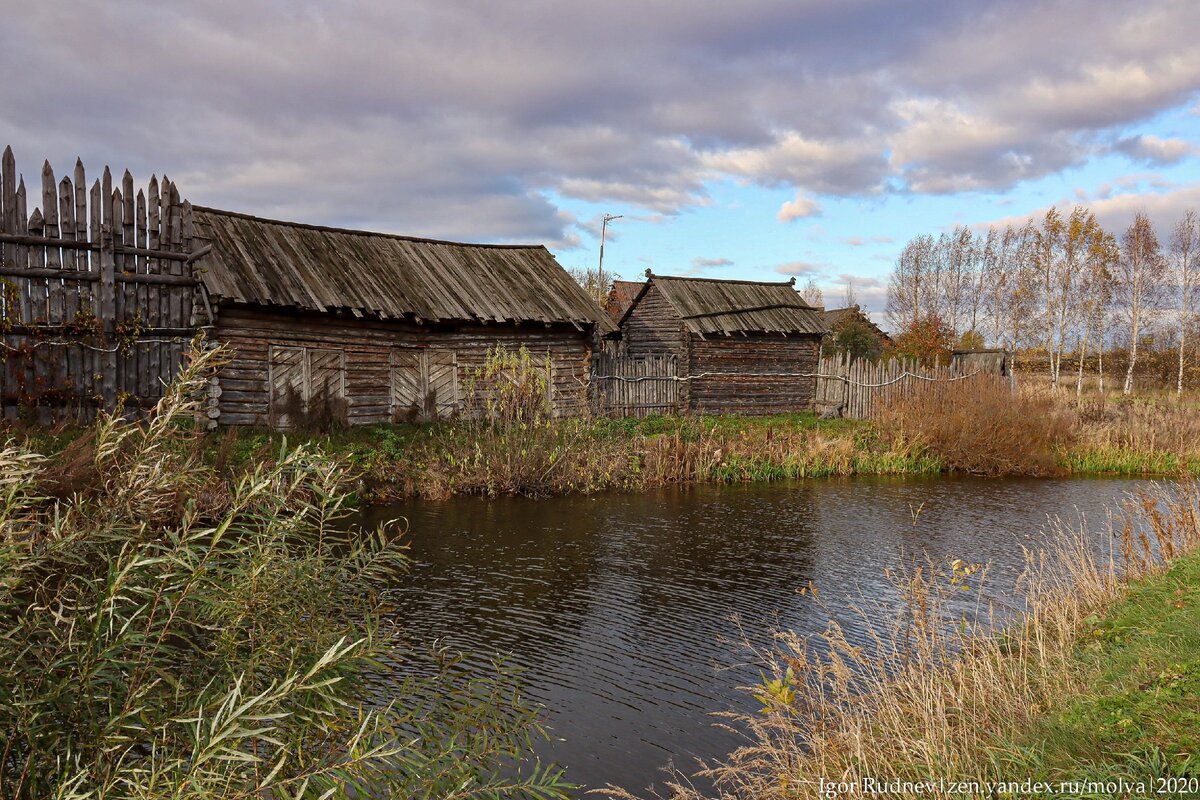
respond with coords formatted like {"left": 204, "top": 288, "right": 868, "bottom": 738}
{"left": 212, "top": 305, "right": 592, "bottom": 426}
{"left": 687, "top": 334, "right": 820, "bottom": 414}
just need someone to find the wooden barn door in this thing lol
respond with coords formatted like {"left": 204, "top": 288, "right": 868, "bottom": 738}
{"left": 308, "top": 349, "right": 346, "bottom": 423}
{"left": 427, "top": 350, "right": 458, "bottom": 419}
{"left": 268, "top": 346, "right": 306, "bottom": 428}
{"left": 390, "top": 350, "right": 422, "bottom": 422}
{"left": 390, "top": 348, "right": 459, "bottom": 422}
{"left": 269, "top": 345, "right": 346, "bottom": 428}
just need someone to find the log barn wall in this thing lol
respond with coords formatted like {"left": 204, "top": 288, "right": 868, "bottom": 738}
{"left": 688, "top": 334, "right": 820, "bottom": 414}
{"left": 188, "top": 206, "right": 612, "bottom": 428}
{"left": 212, "top": 305, "right": 591, "bottom": 427}
{"left": 613, "top": 274, "right": 826, "bottom": 415}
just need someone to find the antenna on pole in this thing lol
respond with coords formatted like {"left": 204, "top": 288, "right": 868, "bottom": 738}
{"left": 597, "top": 213, "right": 622, "bottom": 306}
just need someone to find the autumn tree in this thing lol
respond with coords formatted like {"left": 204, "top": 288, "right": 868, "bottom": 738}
{"left": 1170, "top": 209, "right": 1200, "bottom": 393}
{"left": 887, "top": 234, "right": 936, "bottom": 334}
{"left": 1115, "top": 212, "right": 1168, "bottom": 394}
{"left": 890, "top": 314, "right": 955, "bottom": 367}
{"left": 800, "top": 277, "right": 824, "bottom": 308}
{"left": 1070, "top": 211, "right": 1118, "bottom": 396}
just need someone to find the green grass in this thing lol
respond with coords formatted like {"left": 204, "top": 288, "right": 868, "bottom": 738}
{"left": 998, "top": 553, "right": 1200, "bottom": 786}
{"left": 1061, "top": 446, "right": 1197, "bottom": 476}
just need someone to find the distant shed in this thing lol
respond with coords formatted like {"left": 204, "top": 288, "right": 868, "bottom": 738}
{"left": 192, "top": 208, "right": 614, "bottom": 427}
{"left": 821, "top": 305, "right": 891, "bottom": 345}
{"left": 616, "top": 272, "right": 827, "bottom": 414}
{"left": 951, "top": 348, "right": 1014, "bottom": 379}
{"left": 604, "top": 279, "right": 644, "bottom": 324}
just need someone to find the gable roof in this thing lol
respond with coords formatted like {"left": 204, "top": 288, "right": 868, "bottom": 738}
{"left": 822, "top": 306, "right": 891, "bottom": 342}
{"left": 191, "top": 207, "right": 614, "bottom": 331}
{"left": 604, "top": 279, "right": 644, "bottom": 323}
{"left": 623, "top": 274, "right": 827, "bottom": 336}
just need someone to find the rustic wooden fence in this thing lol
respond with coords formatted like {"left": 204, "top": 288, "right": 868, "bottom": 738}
{"left": 815, "top": 352, "right": 994, "bottom": 420}
{"left": 591, "top": 353, "right": 678, "bottom": 417}
{"left": 0, "top": 146, "right": 201, "bottom": 422}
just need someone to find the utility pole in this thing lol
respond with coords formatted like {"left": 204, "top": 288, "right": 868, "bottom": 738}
{"left": 597, "top": 213, "right": 622, "bottom": 306}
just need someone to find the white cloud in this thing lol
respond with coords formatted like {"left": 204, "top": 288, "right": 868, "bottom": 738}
{"left": 776, "top": 192, "right": 824, "bottom": 222}
{"left": 774, "top": 260, "right": 826, "bottom": 276}
{"left": 1114, "top": 135, "right": 1200, "bottom": 165}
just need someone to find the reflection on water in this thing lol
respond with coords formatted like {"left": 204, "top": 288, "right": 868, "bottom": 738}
{"left": 356, "top": 475, "right": 1152, "bottom": 793}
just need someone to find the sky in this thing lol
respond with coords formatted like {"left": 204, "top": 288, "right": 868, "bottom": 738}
{"left": 3, "top": 1, "right": 1200, "bottom": 321}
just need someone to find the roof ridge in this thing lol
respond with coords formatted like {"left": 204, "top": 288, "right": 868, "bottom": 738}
{"left": 193, "top": 205, "right": 548, "bottom": 250}
{"left": 650, "top": 273, "right": 797, "bottom": 286}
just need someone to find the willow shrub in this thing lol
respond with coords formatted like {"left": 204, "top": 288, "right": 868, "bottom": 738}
{"left": 0, "top": 343, "right": 568, "bottom": 799}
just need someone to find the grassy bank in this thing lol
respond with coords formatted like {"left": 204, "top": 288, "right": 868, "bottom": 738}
{"left": 1001, "top": 551, "right": 1200, "bottom": 784}
{"left": 612, "top": 480, "right": 1200, "bottom": 800}
{"left": 197, "top": 412, "right": 941, "bottom": 502}
{"left": 10, "top": 351, "right": 1200, "bottom": 506}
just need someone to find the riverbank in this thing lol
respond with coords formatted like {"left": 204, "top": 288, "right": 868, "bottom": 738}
{"left": 14, "top": 396, "right": 1199, "bottom": 507}
{"left": 617, "top": 479, "right": 1200, "bottom": 800}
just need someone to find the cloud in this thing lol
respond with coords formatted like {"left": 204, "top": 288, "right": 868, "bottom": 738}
{"left": 840, "top": 235, "right": 894, "bottom": 246}
{"left": 776, "top": 192, "right": 824, "bottom": 222}
{"left": 691, "top": 256, "right": 734, "bottom": 269}
{"left": 2, "top": 0, "right": 1198, "bottom": 244}
{"left": 774, "top": 260, "right": 826, "bottom": 276}
{"left": 976, "top": 182, "right": 1200, "bottom": 237}
{"left": 1114, "top": 135, "right": 1199, "bottom": 165}
{"left": 687, "top": 256, "right": 735, "bottom": 275}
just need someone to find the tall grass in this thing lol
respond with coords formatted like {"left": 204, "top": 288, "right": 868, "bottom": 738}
{"left": 1067, "top": 391, "right": 1200, "bottom": 475}
{"left": 608, "top": 480, "right": 1200, "bottom": 800}
{"left": 877, "top": 375, "right": 1074, "bottom": 476}
{"left": 0, "top": 343, "right": 569, "bottom": 799}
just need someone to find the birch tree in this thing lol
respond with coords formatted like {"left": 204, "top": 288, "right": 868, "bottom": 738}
{"left": 887, "top": 234, "right": 935, "bottom": 333}
{"left": 1074, "top": 222, "right": 1117, "bottom": 397}
{"left": 1033, "top": 208, "right": 1065, "bottom": 385}
{"left": 1170, "top": 209, "right": 1199, "bottom": 393}
{"left": 1115, "top": 212, "right": 1168, "bottom": 394}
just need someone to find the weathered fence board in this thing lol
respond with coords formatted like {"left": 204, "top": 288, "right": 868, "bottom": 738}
{"left": 591, "top": 352, "right": 678, "bottom": 417}
{"left": 815, "top": 352, "right": 1000, "bottom": 420}
{"left": 0, "top": 147, "right": 198, "bottom": 421}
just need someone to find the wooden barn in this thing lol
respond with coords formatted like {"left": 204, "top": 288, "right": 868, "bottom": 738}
{"left": 604, "top": 279, "right": 643, "bottom": 324}
{"left": 821, "top": 305, "right": 891, "bottom": 346}
{"left": 615, "top": 272, "right": 827, "bottom": 414}
{"left": 191, "top": 208, "right": 615, "bottom": 427}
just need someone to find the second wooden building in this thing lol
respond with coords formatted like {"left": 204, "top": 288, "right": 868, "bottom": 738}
{"left": 615, "top": 272, "right": 827, "bottom": 414}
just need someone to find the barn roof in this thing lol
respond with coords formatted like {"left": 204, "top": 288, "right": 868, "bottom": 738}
{"left": 624, "top": 274, "right": 827, "bottom": 336}
{"left": 605, "top": 279, "right": 644, "bottom": 323}
{"left": 822, "top": 305, "right": 891, "bottom": 342}
{"left": 191, "top": 207, "right": 614, "bottom": 331}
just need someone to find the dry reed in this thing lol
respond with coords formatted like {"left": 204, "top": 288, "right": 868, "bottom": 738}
{"left": 607, "top": 479, "right": 1200, "bottom": 800}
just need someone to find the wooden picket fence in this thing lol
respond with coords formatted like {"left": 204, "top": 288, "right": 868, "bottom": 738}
{"left": 0, "top": 146, "right": 202, "bottom": 422}
{"left": 815, "top": 352, "right": 990, "bottom": 420}
{"left": 591, "top": 352, "right": 678, "bottom": 417}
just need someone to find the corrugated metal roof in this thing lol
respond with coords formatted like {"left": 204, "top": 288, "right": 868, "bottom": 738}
{"left": 192, "top": 207, "right": 614, "bottom": 331}
{"left": 631, "top": 275, "right": 827, "bottom": 335}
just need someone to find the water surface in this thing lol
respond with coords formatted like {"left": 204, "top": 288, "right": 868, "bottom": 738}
{"left": 358, "top": 475, "right": 1153, "bottom": 793}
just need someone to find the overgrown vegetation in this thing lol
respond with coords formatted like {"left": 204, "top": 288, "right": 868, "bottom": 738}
{"left": 11, "top": 349, "right": 1200, "bottom": 509}
{"left": 878, "top": 375, "right": 1073, "bottom": 476}
{"left": 609, "top": 480, "right": 1200, "bottom": 800}
{"left": 0, "top": 345, "right": 569, "bottom": 799}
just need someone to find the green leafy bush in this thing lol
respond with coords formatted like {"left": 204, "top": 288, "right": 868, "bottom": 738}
{"left": 0, "top": 344, "right": 568, "bottom": 799}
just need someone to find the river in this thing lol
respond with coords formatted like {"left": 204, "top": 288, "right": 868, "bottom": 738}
{"left": 356, "top": 475, "right": 1156, "bottom": 793}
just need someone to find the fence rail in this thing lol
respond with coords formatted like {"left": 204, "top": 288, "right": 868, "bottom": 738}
{"left": 815, "top": 352, "right": 985, "bottom": 419}
{"left": 0, "top": 146, "right": 198, "bottom": 422}
{"left": 591, "top": 353, "right": 678, "bottom": 417}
